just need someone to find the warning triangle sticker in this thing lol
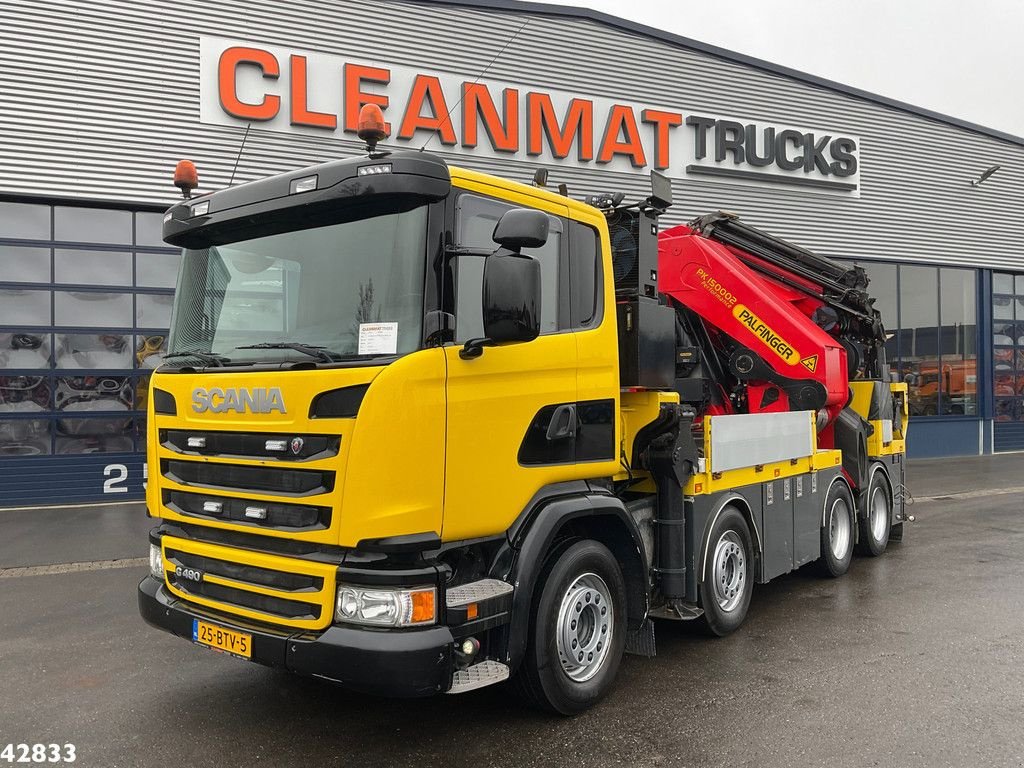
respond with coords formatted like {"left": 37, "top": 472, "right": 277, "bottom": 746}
{"left": 800, "top": 355, "right": 818, "bottom": 373}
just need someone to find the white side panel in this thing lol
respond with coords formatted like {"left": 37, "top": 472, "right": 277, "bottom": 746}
{"left": 709, "top": 411, "right": 815, "bottom": 473}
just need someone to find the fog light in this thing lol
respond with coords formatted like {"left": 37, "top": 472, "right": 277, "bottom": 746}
{"left": 149, "top": 543, "right": 163, "bottom": 580}
{"left": 461, "top": 637, "right": 480, "bottom": 657}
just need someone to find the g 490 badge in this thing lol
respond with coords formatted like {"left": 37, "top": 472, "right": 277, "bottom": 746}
{"left": 175, "top": 565, "right": 204, "bottom": 584}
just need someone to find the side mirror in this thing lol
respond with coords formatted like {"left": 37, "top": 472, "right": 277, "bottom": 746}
{"left": 460, "top": 252, "right": 541, "bottom": 359}
{"left": 492, "top": 208, "right": 549, "bottom": 251}
{"left": 483, "top": 252, "right": 541, "bottom": 342}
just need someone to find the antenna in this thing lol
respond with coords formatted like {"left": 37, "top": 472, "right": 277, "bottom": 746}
{"left": 419, "top": 18, "right": 530, "bottom": 152}
{"left": 228, "top": 123, "right": 252, "bottom": 186}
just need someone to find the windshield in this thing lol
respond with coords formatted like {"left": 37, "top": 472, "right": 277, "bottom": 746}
{"left": 168, "top": 205, "right": 428, "bottom": 363}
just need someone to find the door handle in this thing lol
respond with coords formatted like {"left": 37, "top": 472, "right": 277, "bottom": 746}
{"left": 546, "top": 404, "right": 577, "bottom": 441}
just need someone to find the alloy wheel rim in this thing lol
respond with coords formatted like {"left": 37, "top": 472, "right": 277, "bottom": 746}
{"left": 712, "top": 531, "right": 746, "bottom": 612}
{"left": 829, "top": 497, "right": 851, "bottom": 559}
{"left": 556, "top": 572, "right": 614, "bottom": 683}
{"left": 870, "top": 485, "right": 890, "bottom": 542}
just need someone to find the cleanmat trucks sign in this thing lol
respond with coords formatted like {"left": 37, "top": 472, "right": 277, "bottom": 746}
{"left": 199, "top": 36, "right": 860, "bottom": 195}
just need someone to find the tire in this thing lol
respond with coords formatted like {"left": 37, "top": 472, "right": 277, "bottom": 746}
{"left": 512, "top": 539, "right": 627, "bottom": 715}
{"left": 817, "top": 479, "right": 855, "bottom": 577}
{"left": 857, "top": 466, "right": 892, "bottom": 557}
{"left": 698, "top": 506, "right": 754, "bottom": 637}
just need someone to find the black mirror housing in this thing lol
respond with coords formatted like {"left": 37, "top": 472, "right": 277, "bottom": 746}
{"left": 493, "top": 208, "right": 549, "bottom": 251}
{"left": 482, "top": 252, "right": 541, "bottom": 343}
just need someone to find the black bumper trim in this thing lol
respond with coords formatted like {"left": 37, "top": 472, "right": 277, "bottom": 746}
{"left": 138, "top": 576, "right": 454, "bottom": 697}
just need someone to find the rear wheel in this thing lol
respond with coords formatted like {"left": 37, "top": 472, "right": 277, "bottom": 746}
{"left": 857, "top": 467, "right": 892, "bottom": 557}
{"left": 817, "top": 479, "right": 855, "bottom": 577}
{"left": 698, "top": 506, "right": 754, "bottom": 637}
{"left": 513, "top": 539, "right": 627, "bottom": 715}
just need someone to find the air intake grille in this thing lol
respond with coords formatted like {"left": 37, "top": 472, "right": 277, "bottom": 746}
{"left": 167, "top": 547, "right": 322, "bottom": 592}
{"left": 160, "top": 535, "right": 336, "bottom": 630}
{"left": 163, "top": 489, "right": 330, "bottom": 530}
{"left": 162, "top": 459, "right": 333, "bottom": 496}
{"left": 161, "top": 429, "right": 339, "bottom": 461}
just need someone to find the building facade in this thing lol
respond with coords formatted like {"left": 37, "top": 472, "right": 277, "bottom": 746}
{"left": 1, "top": 0, "right": 1022, "bottom": 506}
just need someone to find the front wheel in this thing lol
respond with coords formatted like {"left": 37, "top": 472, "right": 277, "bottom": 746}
{"left": 857, "top": 467, "right": 892, "bottom": 557}
{"left": 698, "top": 506, "right": 754, "bottom": 637}
{"left": 513, "top": 539, "right": 627, "bottom": 715}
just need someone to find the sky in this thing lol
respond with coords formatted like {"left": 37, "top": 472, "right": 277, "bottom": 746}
{"left": 529, "top": 0, "right": 1024, "bottom": 138}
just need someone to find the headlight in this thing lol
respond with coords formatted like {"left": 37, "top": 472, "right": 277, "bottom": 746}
{"left": 149, "top": 543, "right": 163, "bottom": 580}
{"left": 335, "top": 584, "right": 436, "bottom": 627}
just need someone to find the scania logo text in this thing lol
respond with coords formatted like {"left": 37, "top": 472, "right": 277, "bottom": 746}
{"left": 191, "top": 387, "right": 286, "bottom": 414}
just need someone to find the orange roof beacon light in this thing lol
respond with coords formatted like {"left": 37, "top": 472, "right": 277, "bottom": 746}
{"left": 356, "top": 103, "right": 388, "bottom": 154}
{"left": 173, "top": 160, "right": 199, "bottom": 200}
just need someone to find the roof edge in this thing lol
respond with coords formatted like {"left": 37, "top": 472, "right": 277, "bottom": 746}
{"left": 410, "top": 0, "right": 1024, "bottom": 148}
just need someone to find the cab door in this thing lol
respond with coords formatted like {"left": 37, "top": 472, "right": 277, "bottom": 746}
{"left": 442, "top": 187, "right": 578, "bottom": 541}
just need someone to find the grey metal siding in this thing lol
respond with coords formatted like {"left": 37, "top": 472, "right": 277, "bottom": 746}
{"left": 1, "top": 0, "right": 1023, "bottom": 269}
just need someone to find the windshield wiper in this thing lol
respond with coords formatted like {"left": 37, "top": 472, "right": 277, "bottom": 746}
{"left": 163, "top": 350, "right": 230, "bottom": 367}
{"left": 235, "top": 342, "right": 342, "bottom": 363}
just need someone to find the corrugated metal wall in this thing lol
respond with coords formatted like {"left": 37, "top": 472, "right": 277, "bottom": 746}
{"left": 2, "top": 0, "right": 1023, "bottom": 269}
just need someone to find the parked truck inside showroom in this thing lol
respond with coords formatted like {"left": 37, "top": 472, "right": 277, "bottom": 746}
{"left": 139, "top": 106, "right": 908, "bottom": 714}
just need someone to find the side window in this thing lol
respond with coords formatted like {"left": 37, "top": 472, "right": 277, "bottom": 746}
{"left": 454, "top": 194, "right": 563, "bottom": 342}
{"left": 569, "top": 221, "right": 602, "bottom": 329}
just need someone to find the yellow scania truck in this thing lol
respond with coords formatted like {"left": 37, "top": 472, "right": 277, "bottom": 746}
{"left": 139, "top": 112, "right": 908, "bottom": 714}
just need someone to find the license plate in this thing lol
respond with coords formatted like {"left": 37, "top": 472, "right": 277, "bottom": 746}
{"left": 192, "top": 619, "right": 251, "bottom": 658}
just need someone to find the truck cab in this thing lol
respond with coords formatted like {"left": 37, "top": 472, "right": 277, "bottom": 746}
{"left": 140, "top": 149, "right": 639, "bottom": 711}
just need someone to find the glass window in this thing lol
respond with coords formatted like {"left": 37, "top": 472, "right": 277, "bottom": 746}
{"left": 54, "top": 207, "right": 132, "bottom": 245}
{"left": 54, "top": 291, "right": 132, "bottom": 327}
{"left": 937, "top": 269, "right": 977, "bottom": 415}
{"left": 0, "top": 376, "right": 50, "bottom": 413}
{"left": 992, "top": 272, "right": 1024, "bottom": 423}
{"left": 0, "top": 245, "right": 50, "bottom": 283}
{"left": 0, "top": 418, "right": 51, "bottom": 456}
{"left": 55, "top": 417, "right": 134, "bottom": 454}
{"left": 54, "top": 333, "right": 132, "bottom": 369}
{"left": 134, "top": 416, "right": 148, "bottom": 452}
{"left": 0, "top": 288, "right": 51, "bottom": 326}
{"left": 899, "top": 266, "right": 939, "bottom": 415}
{"left": 454, "top": 194, "right": 562, "bottom": 341}
{"left": 136, "top": 334, "right": 167, "bottom": 370}
{"left": 852, "top": 262, "right": 898, "bottom": 373}
{"left": 54, "top": 249, "right": 132, "bottom": 286}
{"left": 135, "top": 293, "right": 174, "bottom": 328}
{"left": 55, "top": 375, "right": 133, "bottom": 412}
{"left": 136, "top": 251, "right": 181, "bottom": 288}
{"left": 0, "top": 202, "right": 50, "bottom": 240}
{"left": 135, "top": 212, "right": 168, "bottom": 248}
{"left": 169, "top": 204, "right": 428, "bottom": 361}
{"left": 570, "top": 221, "right": 601, "bottom": 328}
{"left": 0, "top": 332, "right": 51, "bottom": 369}
{"left": 994, "top": 273, "right": 1014, "bottom": 294}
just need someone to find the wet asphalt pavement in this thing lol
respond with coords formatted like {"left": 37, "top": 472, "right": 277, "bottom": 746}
{"left": 1, "top": 456, "right": 1023, "bottom": 768}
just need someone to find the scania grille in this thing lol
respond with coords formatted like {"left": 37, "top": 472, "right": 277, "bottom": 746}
{"left": 163, "top": 489, "right": 330, "bottom": 530}
{"left": 161, "top": 536, "right": 335, "bottom": 630}
{"left": 166, "top": 548, "right": 323, "bottom": 592}
{"left": 162, "top": 459, "right": 333, "bottom": 496}
{"left": 160, "top": 429, "right": 340, "bottom": 462}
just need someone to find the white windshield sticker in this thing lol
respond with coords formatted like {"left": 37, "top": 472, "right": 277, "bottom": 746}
{"left": 358, "top": 322, "right": 398, "bottom": 355}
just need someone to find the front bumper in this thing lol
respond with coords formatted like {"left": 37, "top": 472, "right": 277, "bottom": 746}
{"left": 138, "top": 575, "right": 454, "bottom": 697}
